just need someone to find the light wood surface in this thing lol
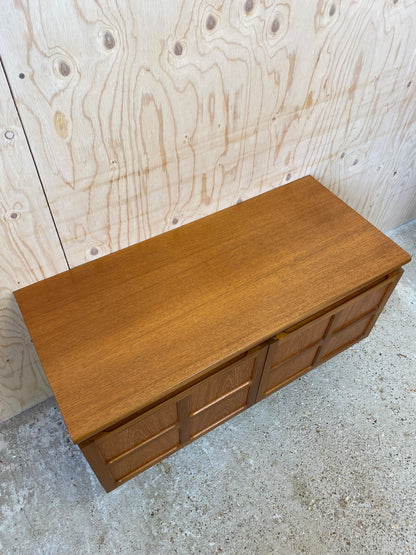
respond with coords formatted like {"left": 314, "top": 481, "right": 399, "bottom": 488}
{"left": 14, "top": 177, "right": 411, "bottom": 445}
{"left": 0, "top": 65, "right": 68, "bottom": 422}
{"left": 0, "top": 1, "right": 415, "bottom": 270}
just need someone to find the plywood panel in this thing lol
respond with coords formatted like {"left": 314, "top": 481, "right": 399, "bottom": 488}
{"left": 0, "top": 1, "right": 415, "bottom": 269}
{"left": 0, "top": 65, "right": 67, "bottom": 422}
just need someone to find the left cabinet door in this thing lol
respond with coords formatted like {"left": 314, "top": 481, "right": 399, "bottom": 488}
{"left": 81, "top": 345, "right": 268, "bottom": 491}
{"left": 80, "top": 397, "right": 181, "bottom": 491}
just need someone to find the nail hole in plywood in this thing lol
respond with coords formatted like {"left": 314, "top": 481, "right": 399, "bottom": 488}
{"left": 352, "top": 158, "right": 358, "bottom": 166}
{"left": 10, "top": 212, "right": 18, "bottom": 219}
{"left": 329, "top": 4, "right": 336, "bottom": 16}
{"left": 172, "top": 218, "right": 178, "bottom": 225}
{"left": 4, "top": 130, "right": 15, "bottom": 140}
{"left": 90, "top": 247, "right": 99, "bottom": 256}
{"left": 19, "top": 73, "right": 25, "bottom": 79}
{"left": 286, "top": 173, "right": 291, "bottom": 181}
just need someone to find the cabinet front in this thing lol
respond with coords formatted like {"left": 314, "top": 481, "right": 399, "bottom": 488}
{"left": 81, "top": 346, "right": 267, "bottom": 491}
{"left": 256, "top": 270, "right": 402, "bottom": 401}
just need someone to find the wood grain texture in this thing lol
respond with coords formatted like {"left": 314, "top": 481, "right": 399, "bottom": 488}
{"left": 14, "top": 177, "right": 411, "bottom": 444}
{"left": 0, "top": 65, "right": 67, "bottom": 423}
{"left": 257, "top": 269, "right": 403, "bottom": 399}
{"left": 81, "top": 346, "right": 267, "bottom": 490}
{"left": 0, "top": 1, "right": 415, "bottom": 269}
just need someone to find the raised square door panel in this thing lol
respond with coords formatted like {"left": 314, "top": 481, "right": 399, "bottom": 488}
{"left": 81, "top": 346, "right": 267, "bottom": 490}
{"left": 183, "top": 346, "right": 267, "bottom": 441}
{"left": 81, "top": 397, "right": 181, "bottom": 490}
{"left": 257, "top": 270, "right": 403, "bottom": 401}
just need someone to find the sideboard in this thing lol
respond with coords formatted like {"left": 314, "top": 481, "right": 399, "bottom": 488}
{"left": 14, "top": 176, "right": 411, "bottom": 491}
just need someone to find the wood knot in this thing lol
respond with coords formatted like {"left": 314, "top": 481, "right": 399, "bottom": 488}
{"left": 174, "top": 42, "right": 183, "bottom": 56}
{"left": 59, "top": 60, "right": 71, "bottom": 77}
{"left": 206, "top": 14, "right": 217, "bottom": 31}
{"left": 271, "top": 17, "right": 280, "bottom": 33}
{"left": 54, "top": 111, "right": 69, "bottom": 139}
{"left": 104, "top": 31, "right": 116, "bottom": 50}
{"left": 244, "top": 0, "right": 254, "bottom": 14}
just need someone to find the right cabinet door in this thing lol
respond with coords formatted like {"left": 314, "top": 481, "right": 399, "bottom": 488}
{"left": 256, "top": 270, "right": 403, "bottom": 400}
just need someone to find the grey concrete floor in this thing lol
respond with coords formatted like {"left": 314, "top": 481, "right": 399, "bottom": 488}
{"left": 1, "top": 219, "right": 415, "bottom": 555}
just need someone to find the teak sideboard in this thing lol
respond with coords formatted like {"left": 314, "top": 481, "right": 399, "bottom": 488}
{"left": 14, "top": 176, "right": 411, "bottom": 491}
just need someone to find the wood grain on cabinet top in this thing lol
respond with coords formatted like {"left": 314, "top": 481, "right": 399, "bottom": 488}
{"left": 14, "top": 177, "right": 411, "bottom": 443}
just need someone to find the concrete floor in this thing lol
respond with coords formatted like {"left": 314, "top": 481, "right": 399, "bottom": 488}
{"left": 1, "top": 219, "right": 415, "bottom": 555}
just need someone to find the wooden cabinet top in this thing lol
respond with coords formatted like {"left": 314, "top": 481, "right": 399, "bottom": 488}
{"left": 14, "top": 176, "right": 411, "bottom": 443}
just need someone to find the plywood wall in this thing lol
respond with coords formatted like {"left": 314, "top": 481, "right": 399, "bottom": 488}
{"left": 0, "top": 0, "right": 415, "bottom": 421}
{"left": 0, "top": 65, "right": 68, "bottom": 421}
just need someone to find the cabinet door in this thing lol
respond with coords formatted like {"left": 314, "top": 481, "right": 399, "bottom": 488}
{"left": 257, "top": 270, "right": 402, "bottom": 400}
{"left": 81, "top": 397, "right": 181, "bottom": 491}
{"left": 81, "top": 345, "right": 267, "bottom": 491}
{"left": 178, "top": 345, "right": 267, "bottom": 442}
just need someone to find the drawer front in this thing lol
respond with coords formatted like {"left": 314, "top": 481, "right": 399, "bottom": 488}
{"left": 81, "top": 346, "right": 267, "bottom": 491}
{"left": 97, "top": 400, "right": 178, "bottom": 462}
{"left": 259, "top": 314, "right": 332, "bottom": 397}
{"left": 109, "top": 426, "right": 180, "bottom": 483}
{"left": 184, "top": 354, "right": 262, "bottom": 440}
{"left": 257, "top": 270, "right": 402, "bottom": 400}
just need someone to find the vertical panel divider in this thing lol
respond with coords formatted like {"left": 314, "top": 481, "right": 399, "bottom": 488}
{"left": 177, "top": 396, "right": 191, "bottom": 444}
{"left": 312, "top": 313, "right": 340, "bottom": 367}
